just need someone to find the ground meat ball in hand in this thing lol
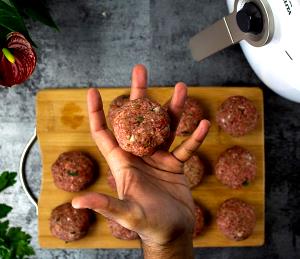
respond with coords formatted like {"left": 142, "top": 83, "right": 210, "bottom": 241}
{"left": 216, "top": 198, "right": 256, "bottom": 241}
{"left": 50, "top": 203, "right": 93, "bottom": 242}
{"left": 183, "top": 154, "right": 205, "bottom": 189}
{"left": 175, "top": 97, "right": 204, "bottom": 136}
{"left": 108, "top": 94, "right": 130, "bottom": 126}
{"left": 193, "top": 202, "right": 205, "bottom": 238}
{"left": 107, "top": 218, "right": 139, "bottom": 240}
{"left": 216, "top": 96, "right": 259, "bottom": 137}
{"left": 51, "top": 151, "right": 95, "bottom": 192}
{"left": 215, "top": 146, "right": 257, "bottom": 189}
{"left": 112, "top": 97, "right": 170, "bottom": 156}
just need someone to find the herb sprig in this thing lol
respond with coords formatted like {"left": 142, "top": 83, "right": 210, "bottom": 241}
{"left": 0, "top": 171, "right": 35, "bottom": 259}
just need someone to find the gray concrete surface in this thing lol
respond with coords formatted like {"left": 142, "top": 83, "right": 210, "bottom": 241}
{"left": 0, "top": 0, "right": 299, "bottom": 258}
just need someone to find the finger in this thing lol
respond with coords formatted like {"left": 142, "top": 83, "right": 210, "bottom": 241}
{"left": 72, "top": 192, "right": 128, "bottom": 218}
{"left": 72, "top": 192, "right": 142, "bottom": 230}
{"left": 130, "top": 64, "right": 148, "bottom": 100}
{"left": 172, "top": 119, "right": 211, "bottom": 162}
{"left": 163, "top": 82, "right": 187, "bottom": 150}
{"left": 87, "top": 88, "right": 120, "bottom": 159}
{"left": 168, "top": 82, "right": 187, "bottom": 132}
{"left": 143, "top": 150, "right": 183, "bottom": 173}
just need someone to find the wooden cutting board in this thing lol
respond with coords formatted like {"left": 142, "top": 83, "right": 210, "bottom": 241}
{"left": 36, "top": 87, "right": 264, "bottom": 248}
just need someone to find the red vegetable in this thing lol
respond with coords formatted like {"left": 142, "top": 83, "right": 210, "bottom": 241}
{"left": 0, "top": 32, "right": 37, "bottom": 87}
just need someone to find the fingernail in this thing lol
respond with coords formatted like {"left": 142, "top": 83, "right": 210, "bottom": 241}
{"left": 71, "top": 199, "right": 80, "bottom": 209}
{"left": 200, "top": 119, "right": 211, "bottom": 128}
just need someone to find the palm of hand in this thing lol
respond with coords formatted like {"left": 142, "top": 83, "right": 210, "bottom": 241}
{"left": 111, "top": 149, "right": 194, "bottom": 244}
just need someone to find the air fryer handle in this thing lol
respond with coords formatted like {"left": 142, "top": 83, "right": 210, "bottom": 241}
{"left": 189, "top": 12, "right": 244, "bottom": 62}
{"left": 189, "top": 0, "right": 274, "bottom": 62}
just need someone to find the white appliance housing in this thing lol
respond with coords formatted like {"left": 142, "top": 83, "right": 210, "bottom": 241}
{"left": 190, "top": 0, "right": 300, "bottom": 102}
{"left": 227, "top": 0, "right": 300, "bottom": 102}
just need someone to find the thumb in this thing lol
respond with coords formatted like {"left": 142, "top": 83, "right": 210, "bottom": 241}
{"left": 72, "top": 192, "right": 141, "bottom": 230}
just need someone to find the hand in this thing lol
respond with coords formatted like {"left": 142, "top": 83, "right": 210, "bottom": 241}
{"left": 72, "top": 64, "right": 210, "bottom": 259}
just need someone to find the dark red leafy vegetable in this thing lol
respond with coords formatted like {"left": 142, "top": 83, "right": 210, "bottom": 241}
{"left": 0, "top": 32, "right": 37, "bottom": 87}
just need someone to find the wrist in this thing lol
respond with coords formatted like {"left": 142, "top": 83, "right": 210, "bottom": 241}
{"left": 141, "top": 233, "right": 194, "bottom": 259}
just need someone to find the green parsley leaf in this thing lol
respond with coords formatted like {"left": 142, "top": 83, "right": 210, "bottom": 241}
{"left": 1, "top": 0, "right": 12, "bottom": 6}
{"left": 0, "top": 170, "right": 35, "bottom": 258}
{"left": 0, "top": 221, "right": 35, "bottom": 259}
{"left": 0, "top": 204, "right": 12, "bottom": 219}
{"left": 0, "top": 220, "right": 9, "bottom": 236}
{"left": 136, "top": 116, "right": 144, "bottom": 124}
{"left": 0, "top": 172, "right": 17, "bottom": 192}
{"left": 67, "top": 171, "right": 78, "bottom": 177}
{"left": 0, "top": 245, "right": 12, "bottom": 259}
{"left": 6, "top": 227, "right": 35, "bottom": 258}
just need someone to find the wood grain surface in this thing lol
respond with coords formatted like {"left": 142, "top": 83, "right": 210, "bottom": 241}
{"left": 36, "top": 87, "right": 264, "bottom": 248}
